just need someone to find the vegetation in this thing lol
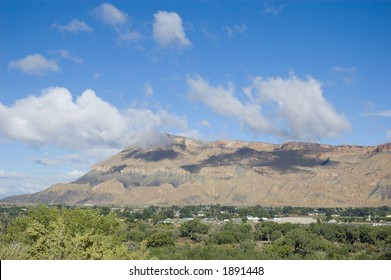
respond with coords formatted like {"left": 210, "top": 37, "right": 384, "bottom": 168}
{"left": 0, "top": 204, "right": 390, "bottom": 260}
{"left": 0, "top": 205, "right": 147, "bottom": 259}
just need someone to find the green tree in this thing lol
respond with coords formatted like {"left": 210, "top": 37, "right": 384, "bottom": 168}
{"left": 2, "top": 205, "right": 138, "bottom": 259}
{"left": 146, "top": 232, "right": 175, "bottom": 247}
{"left": 179, "top": 219, "right": 209, "bottom": 241}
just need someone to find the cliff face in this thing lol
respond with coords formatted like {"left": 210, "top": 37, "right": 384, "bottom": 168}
{"left": 2, "top": 135, "right": 391, "bottom": 207}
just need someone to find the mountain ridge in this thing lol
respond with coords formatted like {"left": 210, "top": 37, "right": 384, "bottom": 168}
{"left": 2, "top": 135, "right": 391, "bottom": 207}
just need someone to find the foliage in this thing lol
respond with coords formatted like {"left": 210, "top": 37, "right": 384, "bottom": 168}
{"left": 0, "top": 204, "right": 390, "bottom": 260}
{"left": 209, "top": 222, "right": 253, "bottom": 244}
{"left": 0, "top": 205, "right": 142, "bottom": 259}
{"left": 179, "top": 219, "right": 209, "bottom": 241}
{"left": 146, "top": 231, "right": 175, "bottom": 247}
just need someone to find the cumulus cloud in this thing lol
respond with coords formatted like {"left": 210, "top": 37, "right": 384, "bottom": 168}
{"left": 246, "top": 75, "right": 351, "bottom": 140}
{"left": 153, "top": 11, "right": 191, "bottom": 48}
{"left": 188, "top": 74, "right": 350, "bottom": 141}
{"left": 92, "top": 3, "right": 140, "bottom": 43}
{"left": 0, "top": 87, "right": 187, "bottom": 151}
{"left": 52, "top": 19, "right": 92, "bottom": 33}
{"left": 187, "top": 76, "right": 274, "bottom": 134}
{"left": 92, "top": 3, "right": 128, "bottom": 26}
{"left": 8, "top": 54, "right": 60, "bottom": 76}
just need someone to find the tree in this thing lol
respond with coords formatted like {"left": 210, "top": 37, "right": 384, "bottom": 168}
{"left": 209, "top": 222, "right": 253, "bottom": 245}
{"left": 179, "top": 219, "right": 209, "bottom": 241}
{"left": 146, "top": 232, "right": 175, "bottom": 247}
{"left": 3, "top": 205, "right": 136, "bottom": 259}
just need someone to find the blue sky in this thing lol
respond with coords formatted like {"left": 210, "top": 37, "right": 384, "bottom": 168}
{"left": 1, "top": 0, "right": 390, "bottom": 198}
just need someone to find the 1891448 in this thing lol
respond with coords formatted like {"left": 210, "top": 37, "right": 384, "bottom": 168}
{"left": 222, "top": 267, "right": 264, "bottom": 276}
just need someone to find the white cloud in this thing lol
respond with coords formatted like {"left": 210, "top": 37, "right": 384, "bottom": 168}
{"left": 52, "top": 19, "right": 92, "bottom": 33}
{"left": 187, "top": 76, "right": 274, "bottom": 135}
{"left": 262, "top": 0, "right": 285, "bottom": 15}
{"left": 67, "top": 169, "right": 85, "bottom": 179}
{"left": 224, "top": 24, "right": 247, "bottom": 38}
{"left": 0, "top": 170, "right": 42, "bottom": 197}
{"left": 188, "top": 74, "right": 350, "bottom": 141}
{"left": 332, "top": 65, "right": 356, "bottom": 85}
{"left": 50, "top": 49, "right": 84, "bottom": 65}
{"left": 246, "top": 75, "right": 351, "bottom": 140}
{"left": 93, "top": 72, "right": 101, "bottom": 80}
{"left": 199, "top": 120, "right": 211, "bottom": 128}
{"left": 177, "top": 130, "right": 202, "bottom": 140}
{"left": 144, "top": 82, "right": 154, "bottom": 97}
{"left": 0, "top": 88, "right": 191, "bottom": 198}
{"left": 8, "top": 54, "right": 60, "bottom": 76}
{"left": 368, "top": 110, "right": 391, "bottom": 117}
{"left": 333, "top": 65, "right": 356, "bottom": 73}
{"left": 92, "top": 3, "right": 128, "bottom": 26}
{"left": 0, "top": 87, "right": 188, "bottom": 151}
{"left": 200, "top": 23, "right": 218, "bottom": 41}
{"left": 0, "top": 169, "right": 86, "bottom": 198}
{"left": 153, "top": 11, "right": 191, "bottom": 48}
{"left": 92, "top": 3, "right": 141, "bottom": 43}
{"left": 117, "top": 31, "right": 141, "bottom": 42}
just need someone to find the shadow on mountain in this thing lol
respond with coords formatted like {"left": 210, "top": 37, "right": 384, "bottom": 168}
{"left": 122, "top": 148, "right": 179, "bottom": 162}
{"left": 181, "top": 147, "right": 338, "bottom": 173}
{"left": 73, "top": 164, "right": 202, "bottom": 189}
{"left": 251, "top": 150, "right": 337, "bottom": 172}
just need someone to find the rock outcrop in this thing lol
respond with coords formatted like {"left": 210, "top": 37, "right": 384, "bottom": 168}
{"left": 375, "top": 143, "right": 391, "bottom": 153}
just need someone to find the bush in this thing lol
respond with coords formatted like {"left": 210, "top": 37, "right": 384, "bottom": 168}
{"left": 146, "top": 232, "right": 175, "bottom": 247}
{"left": 2, "top": 205, "right": 134, "bottom": 259}
{"left": 179, "top": 219, "right": 209, "bottom": 241}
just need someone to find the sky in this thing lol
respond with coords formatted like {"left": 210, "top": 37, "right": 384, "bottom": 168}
{"left": 0, "top": 0, "right": 391, "bottom": 198}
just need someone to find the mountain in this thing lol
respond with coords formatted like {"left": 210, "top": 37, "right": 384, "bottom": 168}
{"left": 2, "top": 135, "right": 391, "bottom": 207}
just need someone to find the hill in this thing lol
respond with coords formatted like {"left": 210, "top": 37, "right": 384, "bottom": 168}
{"left": 2, "top": 135, "right": 391, "bottom": 207}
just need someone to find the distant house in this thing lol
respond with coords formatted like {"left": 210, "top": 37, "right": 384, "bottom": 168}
{"left": 246, "top": 216, "right": 260, "bottom": 223}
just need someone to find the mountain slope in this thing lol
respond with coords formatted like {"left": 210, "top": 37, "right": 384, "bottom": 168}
{"left": 2, "top": 135, "right": 391, "bottom": 207}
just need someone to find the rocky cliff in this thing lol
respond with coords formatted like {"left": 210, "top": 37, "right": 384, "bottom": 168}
{"left": 2, "top": 135, "right": 391, "bottom": 207}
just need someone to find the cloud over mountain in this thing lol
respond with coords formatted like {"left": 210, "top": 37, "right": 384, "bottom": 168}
{"left": 0, "top": 87, "right": 187, "bottom": 151}
{"left": 247, "top": 74, "right": 351, "bottom": 140}
{"left": 188, "top": 74, "right": 350, "bottom": 141}
{"left": 188, "top": 76, "right": 275, "bottom": 135}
